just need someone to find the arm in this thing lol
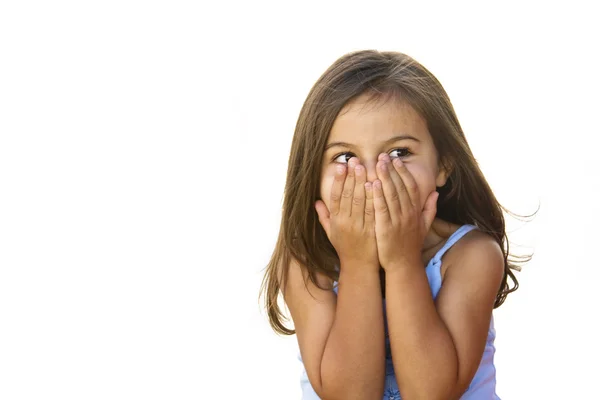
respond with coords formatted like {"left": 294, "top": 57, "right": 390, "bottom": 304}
{"left": 285, "top": 158, "right": 386, "bottom": 399}
{"left": 284, "top": 259, "right": 385, "bottom": 400}
{"left": 370, "top": 154, "right": 504, "bottom": 399}
{"left": 385, "top": 234, "right": 504, "bottom": 399}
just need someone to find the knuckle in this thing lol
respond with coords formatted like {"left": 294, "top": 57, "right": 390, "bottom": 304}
{"left": 376, "top": 204, "right": 389, "bottom": 214}
{"left": 352, "top": 196, "right": 364, "bottom": 206}
{"left": 342, "top": 188, "right": 353, "bottom": 198}
{"left": 406, "top": 182, "right": 417, "bottom": 192}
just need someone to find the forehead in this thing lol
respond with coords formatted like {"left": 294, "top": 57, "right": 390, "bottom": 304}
{"left": 327, "top": 95, "right": 430, "bottom": 145}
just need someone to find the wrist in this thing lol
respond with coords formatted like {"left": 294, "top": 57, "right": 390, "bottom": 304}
{"left": 339, "top": 259, "right": 380, "bottom": 275}
{"left": 339, "top": 257, "right": 379, "bottom": 271}
{"left": 338, "top": 264, "right": 382, "bottom": 289}
{"left": 382, "top": 257, "right": 423, "bottom": 273}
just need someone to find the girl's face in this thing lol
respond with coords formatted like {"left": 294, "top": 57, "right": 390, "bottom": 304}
{"left": 320, "top": 94, "right": 449, "bottom": 212}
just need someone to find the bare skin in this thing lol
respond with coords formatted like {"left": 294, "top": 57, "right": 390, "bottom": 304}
{"left": 286, "top": 157, "right": 386, "bottom": 399}
{"left": 371, "top": 151, "right": 503, "bottom": 398}
{"left": 285, "top": 94, "right": 503, "bottom": 399}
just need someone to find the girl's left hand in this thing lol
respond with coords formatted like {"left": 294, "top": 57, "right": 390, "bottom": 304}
{"left": 372, "top": 154, "right": 439, "bottom": 271}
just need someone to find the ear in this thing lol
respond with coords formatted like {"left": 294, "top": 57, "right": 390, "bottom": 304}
{"left": 435, "top": 160, "right": 451, "bottom": 187}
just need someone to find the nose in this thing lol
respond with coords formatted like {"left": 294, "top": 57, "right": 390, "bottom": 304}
{"left": 362, "top": 160, "right": 379, "bottom": 183}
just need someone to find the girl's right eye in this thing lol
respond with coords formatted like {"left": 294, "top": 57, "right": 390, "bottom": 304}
{"left": 333, "top": 152, "right": 355, "bottom": 164}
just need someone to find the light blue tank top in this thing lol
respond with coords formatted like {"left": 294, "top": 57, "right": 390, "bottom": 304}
{"left": 298, "top": 224, "right": 500, "bottom": 399}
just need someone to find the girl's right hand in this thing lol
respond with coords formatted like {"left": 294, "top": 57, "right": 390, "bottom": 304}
{"left": 315, "top": 158, "right": 379, "bottom": 270}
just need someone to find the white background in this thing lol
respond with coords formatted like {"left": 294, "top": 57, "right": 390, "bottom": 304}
{"left": 1, "top": 1, "right": 598, "bottom": 399}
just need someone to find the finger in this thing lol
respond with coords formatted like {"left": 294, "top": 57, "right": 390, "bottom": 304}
{"left": 329, "top": 164, "right": 346, "bottom": 216}
{"left": 376, "top": 159, "right": 400, "bottom": 222}
{"left": 339, "top": 158, "right": 357, "bottom": 217}
{"left": 364, "top": 181, "right": 375, "bottom": 225}
{"left": 315, "top": 200, "right": 331, "bottom": 237}
{"left": 351, "top": 162, "right": 366, "bottom": 224}
{"left": 422, "top": 191, "right": 439, "bottom": 232}
{"left": 381, "top": 154, "right": 406, "bottom": 203}
{"left": 392, "top": 158, "right": 420, "bottom": 208}
{"left": 372, "top": 179, "right": 391, "bottom": 225}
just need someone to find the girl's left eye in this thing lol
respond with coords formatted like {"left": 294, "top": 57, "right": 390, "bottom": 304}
{"left": 389, "top": 148, "right": 411, "bottom": 158}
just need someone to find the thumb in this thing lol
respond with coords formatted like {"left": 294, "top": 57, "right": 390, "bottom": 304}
{"left": 422, "top": 191, "right": 439, "bottom": 232}
{"left": 315, "top": 200, "right": 331, "bottom": 237}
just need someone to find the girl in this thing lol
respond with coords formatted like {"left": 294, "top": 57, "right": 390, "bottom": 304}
{"left": 260, "top": 50, "right": 529, "bottom": 399}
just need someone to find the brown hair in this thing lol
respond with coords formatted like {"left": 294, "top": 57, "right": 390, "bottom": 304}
{"left": 260, "top": 50, "right": 533, "bottom": 335}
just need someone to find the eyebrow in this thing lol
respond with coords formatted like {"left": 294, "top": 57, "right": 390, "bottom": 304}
{"left": 325, "top": 135, "right": 421, "bottom": 151}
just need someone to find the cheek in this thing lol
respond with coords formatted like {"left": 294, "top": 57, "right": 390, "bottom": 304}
{"left": 407, "top": 165, "right": 437, "bottom": 208}
{"left": 320, "top": 174, "right": 335, "bottom": 210}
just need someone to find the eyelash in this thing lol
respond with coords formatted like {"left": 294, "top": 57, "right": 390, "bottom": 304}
{"left": 332, "top": 148, "right": 412, "bottom": 164}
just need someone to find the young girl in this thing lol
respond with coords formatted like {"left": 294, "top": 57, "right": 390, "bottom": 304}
{"left": 261, "top": 50, "right": 528, "bottom": 400}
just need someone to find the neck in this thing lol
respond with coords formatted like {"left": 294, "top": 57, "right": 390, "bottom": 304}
{"left": 421, "top": 218, "right": 459, "bottom": 261}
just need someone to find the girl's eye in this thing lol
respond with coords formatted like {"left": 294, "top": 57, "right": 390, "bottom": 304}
{"left": 333, "top": 152, "right": 356, "bottom": 164}
{"left": 389, "top": 148, "right": 411, "bottom": 159}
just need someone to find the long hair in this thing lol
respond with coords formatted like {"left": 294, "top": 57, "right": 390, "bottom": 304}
{"left": 260, "top": 50, "right": 533, "bottom": 335}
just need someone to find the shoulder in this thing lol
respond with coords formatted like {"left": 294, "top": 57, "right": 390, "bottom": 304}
{"left": 441, "top": 228, "right": 504, "bottom": 283}
{"left": 443, "top": 229, "right": 504, "bottom": 275}
{"left": 281, "top": 256, "right": 337, "bottom": 332}
{"left": 281, "top": 256, "right": 335, "bottom": 299}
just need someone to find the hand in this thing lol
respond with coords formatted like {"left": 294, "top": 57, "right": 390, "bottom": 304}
{"left": 372, "top": 154, "right": 439, "bottom": 271}
{"left": 315, "top": 158, "right": 379, "bottom": 270}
